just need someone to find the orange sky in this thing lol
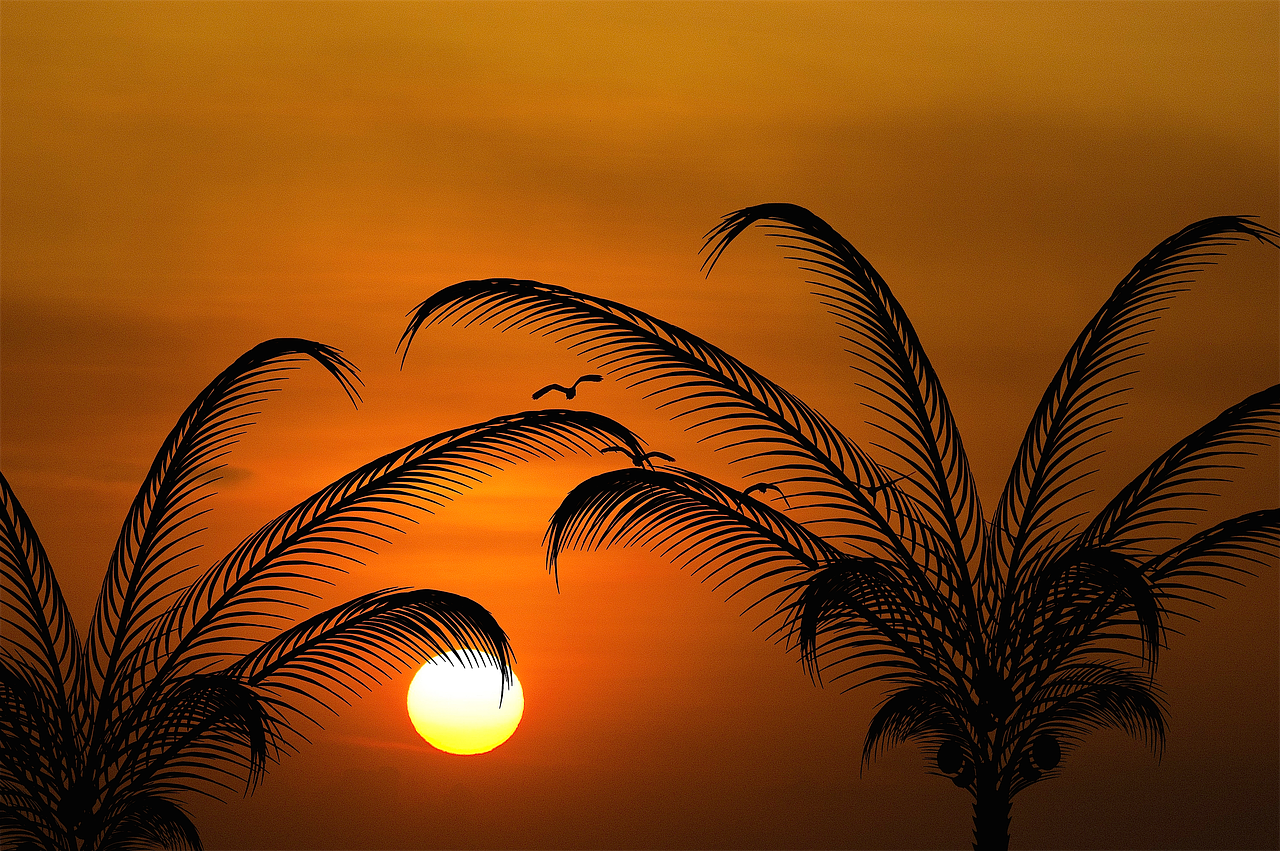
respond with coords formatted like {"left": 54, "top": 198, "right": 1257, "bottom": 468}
{"left": 2, "top": 2, "right": 1277, "bottom": 848}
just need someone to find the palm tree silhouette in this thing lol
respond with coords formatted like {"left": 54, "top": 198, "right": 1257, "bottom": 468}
{"left": 402, "top": 205, "right": 1279, "bottom": 850}
{"left": 1, "top": 337, "right": 643, "bottom": 850}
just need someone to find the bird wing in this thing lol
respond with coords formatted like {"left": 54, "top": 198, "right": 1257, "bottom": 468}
{"left": 532, "top": 384, "right": 566, "bottom": 400}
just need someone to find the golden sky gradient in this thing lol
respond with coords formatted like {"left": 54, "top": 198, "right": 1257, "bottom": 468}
{"left": 2, "top": 2, "right": 1277, "bottom": 848}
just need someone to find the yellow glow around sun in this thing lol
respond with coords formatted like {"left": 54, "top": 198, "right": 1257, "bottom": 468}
{"left": 407, "top": 650, "right": 524, "bottom": 755}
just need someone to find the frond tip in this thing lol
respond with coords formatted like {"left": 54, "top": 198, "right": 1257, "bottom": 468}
{"left": 228, "top": 587, "right": 515, "bottom": 712}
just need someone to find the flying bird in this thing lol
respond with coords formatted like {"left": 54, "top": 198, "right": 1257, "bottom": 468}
{"left": 602, "top": 446, "right": 676, "bottom": 467}
{"left": 531, "top": 374, "right": 603, "bottom": 400}
{"left": 742, "top": 482, "right": 791, "bottom": 507}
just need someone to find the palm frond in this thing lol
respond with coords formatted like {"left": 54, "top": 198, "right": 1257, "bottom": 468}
{"left": 1028, "top": 661, "right": 1166, "bottom": 763}
{"left": 990, "top": 218, "right": 1278, "bottom": 580}
{"left": 1010, "top": 549, "right": 1162, "bottom": 695}
{"left": 147, "top": 409, "right": 639, "bottom": 689}
{"left": 0, "top": 473, "right": 84, "bottom": 751}
{"left": 1144, "top": 508, "right": 1280, "bottom": 615}
{"left": 401, "top": 278, "right": 928, "bottom": 562}
{"left": 227, "top": 587, "right": 513, "bottom": 720}
{"left": 108, "top": 590, "right": 511, "bottom": 819}
{"left": 86, "top": 339, "right": 361, "bottom": 719}
{"left": 792, "top": 557, "right": 964, "bottom": 692}
{"left": 1082, "top": 384, "right": 1280, "bottom": 553}
{"left": 860, "top": 683, "right": 961, "bottom": 770}
{"left": 703, "top": 203, "right": 985, "bottom": 618}
{"left": 544, "top": 466, "right": 844, "bottom": 641}
{"left": 1, "top": 659, "right": 66, "bottom": 837}
{"left": 102, "top": 673, "right": 271, "bottom": 812}
{"left": 97, "top": 793, "right": 202, "bottom": 851}
{"left": 0, "top": 798, "right": 62, "bottom": 851}
{"left": 547, "top": 465, "right": 843, "bottom": 574}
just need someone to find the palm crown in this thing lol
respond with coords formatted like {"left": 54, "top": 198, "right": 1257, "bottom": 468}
{"left": 1, "top": 338, "right": 643, "bottom": 850}
{"left": 403, "top": 204, "right": 1279, "bottom": 850}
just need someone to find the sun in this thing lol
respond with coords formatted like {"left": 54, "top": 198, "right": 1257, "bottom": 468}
{"left": 407, "top": 650, "right": 524, "bottom": 755}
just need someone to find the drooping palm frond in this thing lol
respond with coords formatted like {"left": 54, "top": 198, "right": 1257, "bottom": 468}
{"left": 791, "top": 556, "right": 965, "bottom": 693}
{"left": 229, "top": 587, "right": 513, "bottom": 717}
{"left": 861, "top": 682, "right": 963, "bottom": 769}
{"left": 1026, "top": 661, "right": 1167, "bottom": 758}
{"left": 90, "top": 589, "right": 514, "bottom": 845}
{"left": 544, "top": 465, "right": 845, "bottom": 636}
{"left": 86, "top": 339, "right": 361, "bottom": 723}
{"left": 0, "top": 804, "right": 57, "bottom": 851}
{"left": 105, "top": 674, "right": 272, "bottom": 808}
{"left": 97, "top": 793, "right": 202, "bottom": 851}
{"left": 547, "top": 465, "right": 843, "bottom": 575}
{"left": 703, "top": 204, "right": 986, "bottom": 604}
{"left": 990, "top": 218, "right": 1278, "bottom": 581}
{"left": 1009, "top": 548, "right": 1163, "bottom": 692}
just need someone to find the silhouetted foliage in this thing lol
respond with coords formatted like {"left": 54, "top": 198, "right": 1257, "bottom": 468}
{"left": 405, "top": 207, "right": 1279, "bottom": 850}
{"left": 1, "top": 338, "right": 643, "bottom": 850}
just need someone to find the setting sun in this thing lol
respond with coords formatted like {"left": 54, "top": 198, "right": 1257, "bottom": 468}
{"left": 407, "top": 651, "right": 524, "bottom": 755}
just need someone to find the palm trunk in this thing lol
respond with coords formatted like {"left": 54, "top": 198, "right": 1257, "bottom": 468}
{"left": 970, "top": 766, "right": 1010, "bottom": 851}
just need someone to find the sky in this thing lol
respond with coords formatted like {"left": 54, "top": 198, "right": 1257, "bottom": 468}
{"left": 1, "top": 2, "right": 1277, "bottom": 848}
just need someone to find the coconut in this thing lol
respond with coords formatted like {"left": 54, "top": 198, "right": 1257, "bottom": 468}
{"left": 1032, "top": 733, "right": 1061, "bottom": 770}
{"left": 936, "top": 740, "right": 964, "bottom": 775}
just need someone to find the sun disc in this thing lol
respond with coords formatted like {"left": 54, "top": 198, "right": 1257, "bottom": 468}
{"left": 407, "top": 650, "right": 523, "bottom": 755}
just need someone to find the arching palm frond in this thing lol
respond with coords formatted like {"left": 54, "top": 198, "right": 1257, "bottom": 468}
{"left": 1081, "top": 384, "right": 1280, "bottom": 555}
{"left": 86, "top": 339, "right": 361, "bottom": 724}
{"left": 102, "top": 674, "right": 271, "bottom": 813}
{"left": 98, "top": 590, "right": 513, "bottom": 843}
{"left": 1, "top": 473, "right": 83, "bottom": 749}
{"left": 228, "top": 587, "right": 513, "bottom": 724}
{"left": 990, "top": 218, "right": 1278, "bottom": 580}
{"left": 1027, "top": 661, "right": 1167, "bottom": 758}
{"left": 861, "top": 682, "right": 962, "bottom": 770}
{"left": 547, "top": 465, "right": 844, "bottom": 570}
{"left": 148, "top": 409, "right": 640, "bottom": 688}
{"left": 97, "top": 794, "right": 201, "bottom": 851}
{"left": 545, "top": 465, "right": 843, "bottom": 640}
{"left": 1009, "top": 549, "right": 1162, "bottom": 705}
{"left": 0, "top": 789, "right": 62, "bottom": 851}
{"left": 704, "top": 204, "right": 986, "bottom": 604}
{"left": 1143, "top": 508, "right": 1280, "bottom": 617}
{"left": 400, "top": 278, "right": 926, "bottom": 561}
{"left": 791, "top": 557, "right": 963, "bottom": 693}
{"left": 995, "top": 662, "right": 1165, "bottom": 801}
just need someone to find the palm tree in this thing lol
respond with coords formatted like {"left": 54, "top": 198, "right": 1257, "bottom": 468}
{"left": 401, "top": 205, "right": 1279, "bottom": 850}
{"left": 1, "top": 337, "right": 643, "bottom": 850}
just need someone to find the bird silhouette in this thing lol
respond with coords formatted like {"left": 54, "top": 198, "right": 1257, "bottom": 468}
{"left": 532, "top": 374, "right": 603, "bottom": 400}
{"left": 743, "top": 482, "right": 791, "bottom": 508}
{"left": 602, "top": 446, "right": 676, "bottom": 467}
